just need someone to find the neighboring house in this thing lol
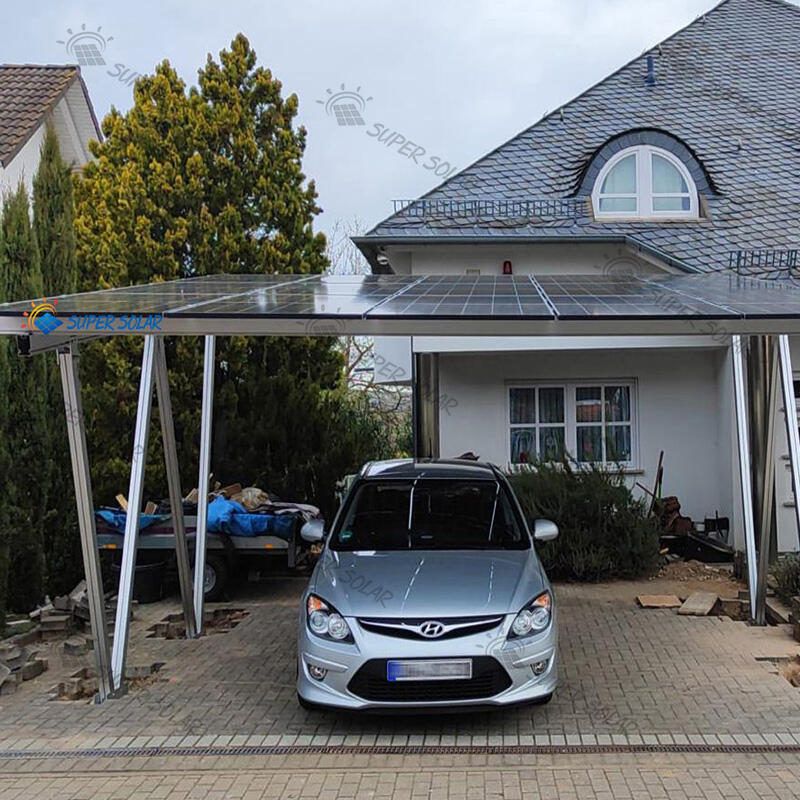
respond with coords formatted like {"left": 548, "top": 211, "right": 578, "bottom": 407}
{"left": 0, "top": 64, "right": 100, "bottom": 203}
{"left": 355, "top": 0, "right": 800, "bottom": 553}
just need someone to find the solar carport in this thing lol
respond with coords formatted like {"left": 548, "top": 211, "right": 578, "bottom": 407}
{"left": 1, "top": 271, "right": 799, "bottom": 702}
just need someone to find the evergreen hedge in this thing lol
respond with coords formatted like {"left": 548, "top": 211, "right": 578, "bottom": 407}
{"left": 508, "top": 460, "right": 661, "bottom": 581}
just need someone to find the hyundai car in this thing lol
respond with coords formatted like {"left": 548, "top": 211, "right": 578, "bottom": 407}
{"left": 296, "top": 459, "right": 558, "bottom": 711}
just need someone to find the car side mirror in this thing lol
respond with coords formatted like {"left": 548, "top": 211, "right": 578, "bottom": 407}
{"left": 533, "top": 519, "right": 559, "bottom": 542}
{"left": 301, "top": 518, "right": 326, "bottom": 544}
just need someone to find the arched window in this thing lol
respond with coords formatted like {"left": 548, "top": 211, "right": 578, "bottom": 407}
{"left": 592, "top": 145, "right": 698, "bottom": 219}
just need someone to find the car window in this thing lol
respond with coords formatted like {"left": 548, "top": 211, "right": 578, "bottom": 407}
{"left": 332, "top": 479, "right": 529, "bottom": 551}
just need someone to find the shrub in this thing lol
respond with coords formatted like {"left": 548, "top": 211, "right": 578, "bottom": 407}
{"left": 507, "top": 460, "right": 661, "bottom": 581}
{"left": 773, "top": 554, "right": 800, "bottom": 603}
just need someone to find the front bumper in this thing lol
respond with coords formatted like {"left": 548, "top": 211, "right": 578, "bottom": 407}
{"left": 296, "top": 609, "right": 557, "bottom": 711}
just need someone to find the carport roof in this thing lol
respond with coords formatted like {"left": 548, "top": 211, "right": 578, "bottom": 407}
{"left": 1, "top": 272, "right": 800, "bottom": 341}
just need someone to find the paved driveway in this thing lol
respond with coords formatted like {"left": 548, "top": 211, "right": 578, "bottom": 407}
{"left": 2, "top": 576, "right": 800, "bottom": 753}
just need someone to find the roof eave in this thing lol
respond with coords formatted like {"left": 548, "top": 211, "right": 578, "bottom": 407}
{"left": 0, "top": 67, "right": 82, "bottom": 168}
{"left": 353, "top": 233, "right": 698, "bottom": 274}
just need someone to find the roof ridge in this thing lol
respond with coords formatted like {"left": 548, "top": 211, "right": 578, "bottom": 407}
{"left": 364, "top": 0, "right": 738, "bottom": 236}
{"left": 0, "top": 63, "right": 79, "bottom": 71}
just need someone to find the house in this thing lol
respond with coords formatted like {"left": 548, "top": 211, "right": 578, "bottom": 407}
{"left": 0, "top": 64, "right": 100, "bottom": 202}
{"left": 354, "top": 0, "right": 800, "bottom": 554}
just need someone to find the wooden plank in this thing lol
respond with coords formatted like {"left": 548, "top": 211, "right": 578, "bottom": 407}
{"left": 115, "top": 493, "right": 128, "bottom": 511}
{"left": 144, "top": 502, "right": 157, "bottom": 515}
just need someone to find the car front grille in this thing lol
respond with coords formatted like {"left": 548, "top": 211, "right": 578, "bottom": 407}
{"left": 357, "top": 615, "right": 503, "bottom": 641}
{"left": 347, "top": 657, "right": 512, "bottom": 702}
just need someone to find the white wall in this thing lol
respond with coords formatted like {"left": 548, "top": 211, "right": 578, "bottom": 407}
{"left": 0, "top": 88, "right": 95, "bottom": 208}
{"left": 0, "top": 122, "right": 46, "bottom": 202}
{"left": 438, "top": 346, "right": 731, "bottom": 524}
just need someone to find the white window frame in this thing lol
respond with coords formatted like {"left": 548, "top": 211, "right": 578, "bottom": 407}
{"left": 507, "top": 379, "right": 639, "bottom": 468}
{"left": 592, "top": 145, "right": 698, "bottom": 220}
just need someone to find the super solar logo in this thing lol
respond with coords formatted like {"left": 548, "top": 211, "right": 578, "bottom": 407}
{"left": 317, "top": 84, "right": 373, "bottom": 127}
{"left": 57, "top": 24, "right": 113, "bottom": 66}
{"left": 21, "top": 298, "right": 63, "bottom": 335}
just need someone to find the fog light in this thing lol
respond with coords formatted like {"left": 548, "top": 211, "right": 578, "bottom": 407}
{"left": 531, "top": 660, "right": 548, "bottom": 676}
{"left": 308, "top": 664, "right": 327, "bottom": 681}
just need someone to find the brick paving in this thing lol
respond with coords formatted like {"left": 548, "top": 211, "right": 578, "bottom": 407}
{"left": 1, "top": 753, "right": 800, "bottom": 798}
{"left": 1, "top": 577, "right": 800, "bottom": 796}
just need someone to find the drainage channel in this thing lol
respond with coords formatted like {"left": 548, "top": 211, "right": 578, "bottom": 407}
{"left": 2, "top": 743, "right": 800, "bottom": 760}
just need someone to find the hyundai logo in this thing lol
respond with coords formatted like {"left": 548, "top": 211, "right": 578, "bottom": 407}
{"left": 418, "top": 620, "right": 445, "bottom": 638}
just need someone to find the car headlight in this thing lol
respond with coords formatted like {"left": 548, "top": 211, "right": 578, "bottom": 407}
{"left": 306, "top": 594, "right": 353, "bottom": 642}
{"left": 509, "top": 591, "right": 552, "bottom": 638}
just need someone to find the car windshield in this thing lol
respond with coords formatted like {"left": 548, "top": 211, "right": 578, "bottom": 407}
{"left": 331, "top": 479, "right": 529, "bottom": 551}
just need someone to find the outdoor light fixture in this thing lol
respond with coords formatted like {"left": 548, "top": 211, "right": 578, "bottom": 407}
{"left": 503, "top": 260, "right": 513, "bottom": 274}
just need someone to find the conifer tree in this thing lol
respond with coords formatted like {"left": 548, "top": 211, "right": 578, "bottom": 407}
{"left": 33, "top": 125, "right": 83, "bottom": 595}
{"left": 1, "top": 185, "right": 47, "bottom": 611}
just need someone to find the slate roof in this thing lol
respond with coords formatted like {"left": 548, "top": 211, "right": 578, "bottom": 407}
{"left": 0, "top": 65, "right": 84, "bottom": 166}
{"left": 356, "top": 0, "right": 800, "bottom": 275}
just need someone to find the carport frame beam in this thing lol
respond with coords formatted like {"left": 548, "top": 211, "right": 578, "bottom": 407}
{"left": 57, "top": 342, "right": 114, "bottom": 702}
{"left": 193, "top": 335, "right": 216, "bottom": 633}
{"left": 110, "top": 336, "right": 157, "bottom": 690}
{"left": 153, "top": 336, "right": 197, "bottom": 638}
{"left": 778, "top": 335, "right": 800, "bottom": 545}
{"left": 732, "top": 335, "right": 759, "bottom": 621}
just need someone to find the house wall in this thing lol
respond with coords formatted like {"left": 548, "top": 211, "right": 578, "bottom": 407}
{"left": 0, "top": 88, "right": 95, "bottom": 207}
{"left": 0, "top": 122, "right": 46, "bottom": 202}
{"left": 385, "top": 241, "right": 674, "bottom": 277}
{"left": 437, "top": 346, "right": 734, "bottom": 534}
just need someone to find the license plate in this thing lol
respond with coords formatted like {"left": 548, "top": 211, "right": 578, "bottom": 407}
{"left": 386, "top": 659, "right": 472, "bottom": 682}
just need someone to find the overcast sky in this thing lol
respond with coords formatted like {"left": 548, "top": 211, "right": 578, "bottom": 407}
{"left": 4, "top": 0, "right": 791, "bottom": 238}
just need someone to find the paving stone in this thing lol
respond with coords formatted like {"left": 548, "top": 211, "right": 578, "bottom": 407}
{"left": 678, "top": 592, "right": 719, "bottom": 616}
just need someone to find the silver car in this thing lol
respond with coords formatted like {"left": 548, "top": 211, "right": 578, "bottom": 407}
{"left": 296, "top": 459, "right": 558, "bottom": 711}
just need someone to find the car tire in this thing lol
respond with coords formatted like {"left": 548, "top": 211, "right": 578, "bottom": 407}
{"left": 531, "top": 692, "right": 553, "bottom": 706}
{"left": 297, "top": 692, "right": 318, "bottom": 711}
{"left": 202, "top": 554, "right": 229, "bottom": 602}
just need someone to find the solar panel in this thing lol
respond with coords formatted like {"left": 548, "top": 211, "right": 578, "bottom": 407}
{"left": 2, "top": 272, "right": 800, "bottom": 338}
{"left": 536, "top": 274, "right": 740, "bottom": 319}
{"left": 368, "top": 276, "right": 552, "bottom": 318}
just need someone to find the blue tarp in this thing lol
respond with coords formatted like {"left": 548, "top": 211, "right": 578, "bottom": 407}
{"left": 96, "top": 497, "right": 297, "bottom": 539}
{"left": 207, "top": 496, "right": 296, "bottom": 538}
{"left": 96, "top": 510, "right": 168, "bottom": 532}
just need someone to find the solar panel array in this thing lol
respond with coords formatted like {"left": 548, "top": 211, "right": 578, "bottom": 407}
{"left": 1, "top": 273, "right": 799, "bottom": 328}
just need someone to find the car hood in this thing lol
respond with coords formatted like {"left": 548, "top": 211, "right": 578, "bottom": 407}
{"left": 312, "top": 549, "right": 545, "bottom": 618}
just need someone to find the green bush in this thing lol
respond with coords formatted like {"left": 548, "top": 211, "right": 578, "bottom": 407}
{"left": 507, "top": 460, "right": 661, "bottom": 581}
{"left": 773, "top": 554, "right": 800, "bottom": 603}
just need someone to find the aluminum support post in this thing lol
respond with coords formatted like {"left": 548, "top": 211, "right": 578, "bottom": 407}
{"left": 193, "top": 335, "right": 215, "bottom": 633}
{"left": 153, "top": 336, "right": 197, "bottom": 638}
{"left": 110, "top": 336, "right": 157, "bottom": 690}
{"left": 778, "top": 335, "right": 800, "bottom": 546}
{"left": 413, "top": 352, "right": 440, "bottom": 459}
{"left": 754, "top": 339, "right": 779, "bottom": 625}
{"left": 57, "top": 342, "right": 114, "bottom": 701}
{"left": 732, "top": 336, "right": 759, "bottom": 621}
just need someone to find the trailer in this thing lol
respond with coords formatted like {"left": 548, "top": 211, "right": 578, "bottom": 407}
{"left": 96, "top": 513, "right": 307, "bottom": 602}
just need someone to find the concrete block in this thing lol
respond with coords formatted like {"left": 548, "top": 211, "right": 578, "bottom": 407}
{"left": 20, "top": 660, "right": 44, "bottom": 681}
{"left": 678, "top": 592, "right": 719, "bottom": 616}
